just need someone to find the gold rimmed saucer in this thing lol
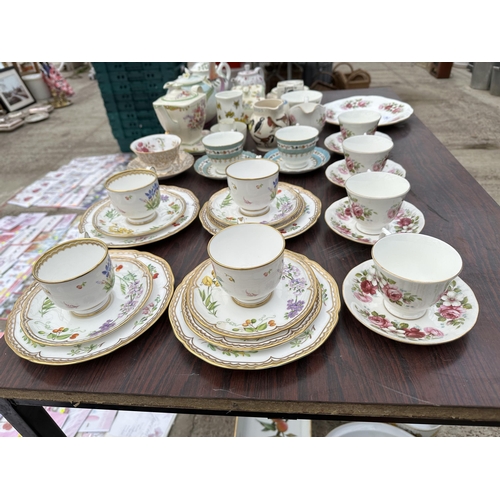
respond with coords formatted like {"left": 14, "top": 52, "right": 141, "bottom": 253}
{"left": 92, "top": 189, "right": 186, "bottom": 238}
{"left": 207, "top": 182, "right": 305, "bottom": 230}
{"left": 20, "top": 255, "right": 153, "bottom": 347}
{"left": 185, "top": 250, "right": 319, "bottom": 341}
{"left": 128, "top": 150, "right": 194, "bottom": 179}
{"left": 181, "top": 266, "right": 322, "bottom": 351}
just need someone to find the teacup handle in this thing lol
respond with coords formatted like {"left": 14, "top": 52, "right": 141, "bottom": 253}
{"left": 379, "top": 227, "right": 393, "bottom": 239}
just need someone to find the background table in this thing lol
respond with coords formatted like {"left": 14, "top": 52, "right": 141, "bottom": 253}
{"left": 2, "top": 87, "right": 500, "bottom": 437}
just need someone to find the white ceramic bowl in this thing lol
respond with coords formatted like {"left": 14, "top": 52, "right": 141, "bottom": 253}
{"left": 207, "top": 224, "right": 286, "bottom": 307}
{"left": 326, "top": 422, "right": 414, "bottom": 437}
{"left": 32, "top": 238, "right": 115, "bottom": 317}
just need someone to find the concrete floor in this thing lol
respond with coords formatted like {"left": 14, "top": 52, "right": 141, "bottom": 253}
{"left": 1, "top": 62, "right": 499, "bottom": 437}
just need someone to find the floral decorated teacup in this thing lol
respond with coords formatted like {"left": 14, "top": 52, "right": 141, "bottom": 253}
{"left": 345, "top": 171, "right": 410, "bottom": 235}
{"left": 226, "top": 158, "right": 280, "bottom": 217}
{"left": 202, "top": 131, "right": 245, "bottom": 175}
{"left": 342, "top": 135, "right": 394, "bottom": 175}
{"left": 32, "top": 238, "right": 115, "bottom": 317}
{"left": 130, "top": 134, "right": 181, "bottom": 173}
{"left": 105, "top": 169, "right": 160, "bottom": 225}
{"left": 275, "top": 125, "right": 319, "bottom": 169}
{"left": 207, "top": 224, "right": 285, "bottom": 307}
{"left": 338, "top": 110, "right": 382, "bottom": 139}
{"left": 371, "top": 233, "right": 463, "bottom": 320}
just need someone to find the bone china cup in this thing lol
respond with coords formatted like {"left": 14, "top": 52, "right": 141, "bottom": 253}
{"left": 226, "top": 158, "right": 280, "bottom": 216}
{"left": 338, "top": 110, "right": 382, "bottom": 139}
{"left": 371, "top": 233, "right": 463, "bottom": 320}
{"left": 105, "top": 169, "right": 160, "bottom": 225}
{"left": 207, "top": 224, "right": 286, "bottom": 307}
{"left": 32, "top": 238, "right": 115, "bottom": 317}
{"left": 275, "top": 125, "right": 319, "bottom": 169}
{"left": 342, "top": 135, "right": 394, "bottom": 175}
{"left": 130, "top": 133, "right": 181, "bottom": 173}
{"left": 202, "top": 131, "right": 245, "bottom": 174}
{"left": 345, "top": 171, "right": 411, "bottom": 234}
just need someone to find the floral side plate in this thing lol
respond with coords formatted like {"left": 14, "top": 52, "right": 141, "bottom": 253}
{"left": 5, "top": 250, "right": 175, "bottom": 365}
{"left": 20, "top": 255, "right": 153, "bottom": 346}
{"left": 169, "top": 255, "right": 340, "bottom": 370}
{"left": 234, "top": 417, "right": 312, "bottom": 437}
{"left": 325, "top": 159, "right": 406, "bottom": 188}
{"left": 263, "top": 147, "right": 331, "bottom": 174}
{"left": 185, "top": 250, "right": 319, "bottom": 341}
{"left": 324, "top": 95, "right": 414, "bottom": 126}
{"left": 207, "top": 183, "right": 303, "bottom": 229}
{"left": 128, "top": 150, "right": 195, "bottom": 180}
{"left": 324, "top": 131, "right": 392, "bottom": 155}
{"left": 79, "top": 186, "right": 199, "bottom": 248}
{"left": 342, "top": 260, "right": 479, "bottom": 345}
{"left": 92, "top": 189, "right": 186, "bottom": 238}
{"left": 180, "top": 130, "right": 209, "bottom": 155}
{"left": 199, "top": 184, "right": 321, "bottom": 240}
{"left": 194, "top": 151, "right": 257, "bottom": 180}
{"left": 325, "top": 198, "right": 425, "bottom": 245}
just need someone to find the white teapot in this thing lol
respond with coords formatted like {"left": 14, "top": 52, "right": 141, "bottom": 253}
{"left": 232, "top": 64, "right": 266, "bottom": 90}
{"left": 153, "top": 86, "right": 206, "bottom": 145}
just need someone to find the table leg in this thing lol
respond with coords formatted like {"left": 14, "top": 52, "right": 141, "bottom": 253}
{"left": 0, "top": 398, "right": 66, "bottom": 437}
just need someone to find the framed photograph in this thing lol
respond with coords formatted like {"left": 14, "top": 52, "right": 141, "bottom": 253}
{"left": 0, "top": 66, "right": 36, "bottom": 112}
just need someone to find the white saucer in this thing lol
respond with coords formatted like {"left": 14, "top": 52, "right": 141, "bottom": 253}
{"left": 92, "top": 188, "right": 186, "bottom": 238}
{"left": 264, "top": 147, "right": 331, "bottom": 174}
{"left": 326, "top": 422, "right": 413, "bottom": 437}
{"left": 325, "top": 159, "right": 406, "bottom": 188}
{"left": 5, "top": 250, "right": 175, "bottom": 365}
{"left": 169, "top": 254, "right": 340, "bottom": 370}
{"left": 199, "top": 184, "right": 321, "bottom": 240}
{"left": 324, "top": 131, "right": 392, "bottom": 155}
{"left": 79, "top": 186, "right": 199, "bottom": 248}
{"left": 24, "top": 112, "right": 50, "bottom": 124}
{"left": 207, "top": 183, "right": 303, "bottom": 228}
{"left": 194, "top": 151, "right": 257, "bottom": 179}
{"left": 180, "top": 130, "right": 210, "bottom": 155}
{"left": 20, "top": 255, "right": 153, "bottom": 346}
{"left": 128, "top": 150, "right": 194, "bottom": 180}
{"left": 342, "top": 260, "right": 479, "bottom": 345}
{"left": 325, "top": 198, "right": 425, "bottom": 245}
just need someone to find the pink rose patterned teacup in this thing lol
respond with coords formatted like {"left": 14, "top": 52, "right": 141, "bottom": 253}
{"left": 342, "top": 135, "right": 394, "bottom": 175}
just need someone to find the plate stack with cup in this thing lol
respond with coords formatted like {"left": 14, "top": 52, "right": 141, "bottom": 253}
{"left": 168, "top": 222, "right": 341, "bottom": 369}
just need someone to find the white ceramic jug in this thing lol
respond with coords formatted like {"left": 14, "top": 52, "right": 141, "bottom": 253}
{"left": 288, "top": 101, "right": 326, "bottom": 132}
{"left": 248, "top": 99, "right": 289, "bottom": 152}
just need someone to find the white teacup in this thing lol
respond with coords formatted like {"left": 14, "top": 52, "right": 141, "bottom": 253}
{"left": 371, "top": 233, "right": 463, "bottom": 320}
{"left": 207, "top": 224, "right": 286, "bottom": 307}
{"left": 275, "top": 80, "right": 304, "bottom": 97}
{"left": 129, "top": 134, "right": 181, "bottom": 173}
{"left": 226, "top": 158, "right": 280, "bottom": 216}
{"left": 342, "top": 135, "right": 394, "bottom": 175}
{"left": 105, "top": 169, "right": 160, "bottom": 225}
{"left": 202, "top": 131, "right": 245, "bottom": 175}
{"left": 215, "top": 90, "right": 245, "bottom": 123}
{"left": 32, "top": 238, "right": 115, "bottom": 317}
{"left": 338, "top": 110, "right": 382, "bottom": 139}
{"left": 345, "top": 171, "right": 410, "bottom": 235}
{"left": 275, "top": 125, "right": 319, "bottom": 169}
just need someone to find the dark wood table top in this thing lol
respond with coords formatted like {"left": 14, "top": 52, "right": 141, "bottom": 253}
{"left": 2, "top": 87, "right": 500, "bottom": 426}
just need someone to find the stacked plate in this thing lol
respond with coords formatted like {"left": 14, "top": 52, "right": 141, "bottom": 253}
{"left": 199, "top": 182, "right": 321, "bottom": 240}
{"left": 168, "top": 250, "right": 340, "bottom": 369}
{"left": 5, "top": 250, "right": 174, "bottom": 365}
{"left": 79, "top": 185, "right": 200, "bottom": 248}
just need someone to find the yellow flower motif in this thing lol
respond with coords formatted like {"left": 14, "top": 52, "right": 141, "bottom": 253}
{"left": 202, "top": 276, "right": 213, "bottom": 287}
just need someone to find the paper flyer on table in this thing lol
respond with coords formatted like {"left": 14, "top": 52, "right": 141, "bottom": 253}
{"left": 79, "top": 409, "right": 118, "bottom": 433}
{"left": 61, "top": 408, "right": 92, "bottom": 437}
{"left": 107, "top": 411, "right": 177, "bottom": 437}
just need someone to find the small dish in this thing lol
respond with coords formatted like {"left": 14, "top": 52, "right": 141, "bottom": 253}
{"left": 21, "top": 255, "right": 153, "bottom": 346}
{"left": 128, "top": 150, "right": 194, "bottom": 180}
{"left": 207, "top": 183, "right": 303, "bottom": 229}
{"left": 24, "top": 112, "right": 50, "bottom": 124}
{"left": 264, "top": 147, "right": 331, "bottom": 174}
{"left": 342, "top": 259, "right": 479, "bottom": 345}
{"left": 325, "top": 159, "right": 406, "bottom": 188}
{"left": 92, "top": 189, "right": 186, "bottom": 238}
{"left": 324, "top": 131, "right": 392, "bottom": 155}
{"left": 324, "top": 198, "right": 425, "bottom": 245}
{"left": 234, "top": 417, "right": 312, "bottom": 437}
{"left": 194, "top": 151, "right": 257, "bottom": 179}
{"left": 326, "top": 422, "right": 414, "bottom": 437}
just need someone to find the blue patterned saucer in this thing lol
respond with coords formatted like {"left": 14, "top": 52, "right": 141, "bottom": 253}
{"left": 264, "top": 147, "right": 331, "bottom": 174}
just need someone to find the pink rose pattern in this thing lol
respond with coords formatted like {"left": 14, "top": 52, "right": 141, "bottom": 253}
{"left": 183, "top": 101, "right": 206, "bottom": 130}
{"left": 379, "top": 102, "right": 405, "bottom": 114}
{"left": 330, "top": 200, "right": 372, "bottom": 243}
{"left": 352, "top": 267, "right": 473, "bottom": 342}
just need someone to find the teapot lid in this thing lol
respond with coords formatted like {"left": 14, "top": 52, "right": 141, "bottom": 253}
{"left": 159, "top": 87, "right": 201, "bottom": 102}
{"left": 170, "top": 71, "right": 205, "bottom": 87}
{"left": 238, "top": 63, "right": 258, "bottom": 76}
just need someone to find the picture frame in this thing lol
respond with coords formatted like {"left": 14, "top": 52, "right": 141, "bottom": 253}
{"left": 0, "top": 66, "right": 36, "bottom": 112}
